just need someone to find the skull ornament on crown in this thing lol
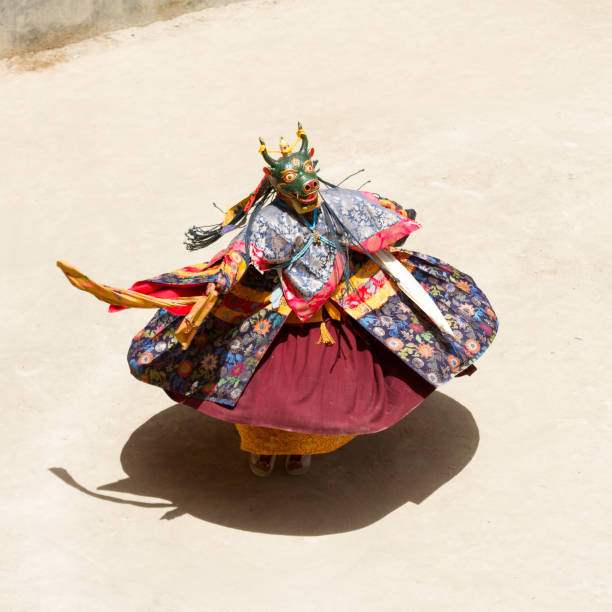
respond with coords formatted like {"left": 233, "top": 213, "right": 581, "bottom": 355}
{"left": 259, "top": 122, "right": 321, "bottom": 214}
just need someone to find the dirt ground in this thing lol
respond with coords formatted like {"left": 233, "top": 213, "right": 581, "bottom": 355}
{"left": 1, "top": 1, "right": 610, "bottom": 610}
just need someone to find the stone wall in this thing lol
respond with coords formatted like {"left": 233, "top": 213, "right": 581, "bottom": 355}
{"left": 0, "top": 0, "right": 241, "bottom": 58}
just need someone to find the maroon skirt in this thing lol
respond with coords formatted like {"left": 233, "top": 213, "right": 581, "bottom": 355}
{"left": 170, "top": 316, "right": 435, "bottom": 436}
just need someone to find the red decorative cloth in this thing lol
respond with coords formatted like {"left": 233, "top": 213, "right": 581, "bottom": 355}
{"left": 169, "top": 317, "right": 435, "bottom": 436}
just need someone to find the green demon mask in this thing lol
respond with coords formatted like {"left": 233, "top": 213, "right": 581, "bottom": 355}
{"left": 259, "top": 122, "right": 320, "bottom": 214}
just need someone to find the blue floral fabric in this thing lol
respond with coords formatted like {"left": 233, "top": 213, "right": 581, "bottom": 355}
{"left": 128, "top": 301, "right": 288, "bottom": 406}
{"left": 335, "top": 251, "right": 498, "bottom": 385}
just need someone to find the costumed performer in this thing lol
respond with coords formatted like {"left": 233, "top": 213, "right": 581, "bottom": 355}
{"left": 57, "top": 123, "right": 498, "bottom": 477}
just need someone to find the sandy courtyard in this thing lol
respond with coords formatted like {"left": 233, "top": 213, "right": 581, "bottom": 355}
{"left": 1, "top": 1, "right": 610, "bottom": 610}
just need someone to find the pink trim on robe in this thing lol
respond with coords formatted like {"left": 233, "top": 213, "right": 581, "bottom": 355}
{"left": 360, "top": 219, "right": 421, "bottom": 253}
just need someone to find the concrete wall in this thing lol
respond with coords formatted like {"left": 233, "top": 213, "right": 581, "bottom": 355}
{"left": 0, "top": 0, "right": 242, "bottom": 58}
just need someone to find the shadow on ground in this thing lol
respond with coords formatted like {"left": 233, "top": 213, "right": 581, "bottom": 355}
{"left": 51, "top": 391, "right": 478, "bottom": 535}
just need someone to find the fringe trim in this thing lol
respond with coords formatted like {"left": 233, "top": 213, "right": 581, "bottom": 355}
{"left": 317, "top": 320, "right": 335, "bottom": 345}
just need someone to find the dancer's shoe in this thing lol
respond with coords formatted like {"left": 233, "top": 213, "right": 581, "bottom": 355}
{"left": 249, "top": 453, "right": 276, "bottom": 477}
{"left": 285, "top": 454, "right": 311, "bottom": 476}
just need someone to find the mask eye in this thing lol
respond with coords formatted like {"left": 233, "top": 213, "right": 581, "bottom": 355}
{"left": 284, "top": 172, "right": 297, "bottom": 183}
{"left": 291, "top": 158, "right": 301, "bottom": 168}
{"left": 303, "top": 161, "right": 314, "bottom": 173}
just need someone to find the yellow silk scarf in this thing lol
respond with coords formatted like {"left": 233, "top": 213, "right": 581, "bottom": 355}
{"left": 56, "top": 260, "right": 216, "bottom": 349}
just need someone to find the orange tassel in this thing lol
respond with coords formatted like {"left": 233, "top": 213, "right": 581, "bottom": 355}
{"left": 317, "top": 320, "right": 335, "bottom": 345}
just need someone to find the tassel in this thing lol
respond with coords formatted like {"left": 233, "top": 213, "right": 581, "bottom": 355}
{"left": 184, "top": 175, "right": 273, "bottom": 252}
{"left": 317, "top": 320, "right": 335, "bottom": 345}
{"left": 184, "top": 223, "right": 225, "bottom": 251}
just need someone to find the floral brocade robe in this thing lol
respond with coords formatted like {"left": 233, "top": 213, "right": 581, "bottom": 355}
{"left": 125, "top": 188, "right": 498, "bottom": 407}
